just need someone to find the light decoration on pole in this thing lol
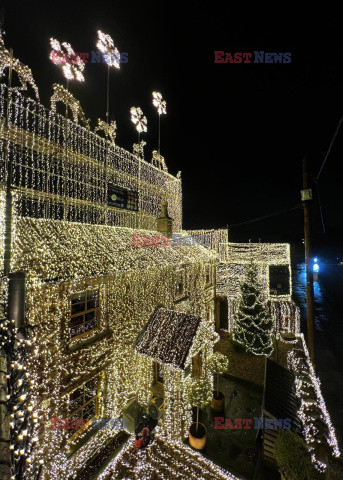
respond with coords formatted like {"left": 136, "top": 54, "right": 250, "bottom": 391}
{"left": 49, "top": 38, "right": 85, "bottom": 82}
{"left": 152, "top": 91, "right": 166, "bottom": 115}
{"left": 130, "top": 106, "right": 147, "bottom": 142}
{"left": 96, "top": 30, "right": 120, "bottom": 136}
{"left": 96, "top": 30, "right": 120, "bottom": 69}
{"left": 152, "top": 91, "right": 166, "bottom": 154}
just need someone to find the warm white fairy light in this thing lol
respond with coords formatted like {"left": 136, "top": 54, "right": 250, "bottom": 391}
{"left": 50, "top": 83, "right": 89, "bottom": 127}
{"left": 96, "top": 30, "right": 120, "bottom": 69}
{"left": 0, "top": 85, "right": 182, "bottom": 230}
{"left": 130, "top": 106, "right": 147, "bottom": 133}
{"left": 288, "top": 334, "right": 341, "bottom": 471}
{"left": 98, "top": 437, "right": 240, "bottom": 480}
{"left": 152, "top": 91, "right": 167, "bottom": 115}
{"left": 95, "top": 118, "right": 117, "bottom": 143}
{"left": 49, "top": 37, "right": 85, "bottom": 81}
{"left": 1, "top": 36, "right": 339, "bottom": 480}
{"left": 5, "top": 212, "right": 217, "bottom": 478}
{"left": 0, "top": 37, "right": 39, "bottom": 99}
{"left": 216, "top": 241, "right": 299, "bottom": 333}
{"left": 151, "top": 150, "right": 168, "bottom": 172}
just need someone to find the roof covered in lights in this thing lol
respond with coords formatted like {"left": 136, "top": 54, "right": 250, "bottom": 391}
{"left": 11, "top": 218, "right": 216, "bottom": 282}
{"left": 135, "top": 307, "right": 215, "bottom": 369}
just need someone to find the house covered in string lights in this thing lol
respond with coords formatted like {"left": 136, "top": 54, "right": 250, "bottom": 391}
{"left": 0, "top": 35, "right": 340, "bottom": 480}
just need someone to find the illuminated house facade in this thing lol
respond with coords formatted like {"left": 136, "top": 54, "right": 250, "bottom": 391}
{"left": 3, "top": 214, "right": 216, "bottom": 479}
{"left": 184, "top": 231, "right": 300, "bottom": 335}
{"left": 0, "top": 37, "right": 339, "bottom": 480}
{"left": 0, "top": 50, "right": 219, "bottom": 477}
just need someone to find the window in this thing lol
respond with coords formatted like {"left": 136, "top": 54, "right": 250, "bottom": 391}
{"left": 67, "top": 376, "right": 100, "bottom": 438}
{"left": 192, "top": 351, "right": 203, "bottom": 377}
{"left": 70, "top": 289, "right": 100, "bottom": 339}
{"left": 153, "top": 362, "right": 164, "bottom": 385}
{"left": 269, "top": 266, "right": 290, "bottom": 295}
{"left": 107, "top": 184, "right": 138, "bottom": 211}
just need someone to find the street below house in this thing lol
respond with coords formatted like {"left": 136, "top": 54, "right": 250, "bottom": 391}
{"left": 292, "top": 263, "right": 343, "bottom": 453}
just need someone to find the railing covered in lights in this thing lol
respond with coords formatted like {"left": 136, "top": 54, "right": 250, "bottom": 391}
{"left": 0, "top": 85, "right": 182, "bottom": 230}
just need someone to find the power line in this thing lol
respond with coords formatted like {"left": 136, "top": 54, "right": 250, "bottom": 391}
{"left": 315, "top": 113, "right": 343, "bottom": 234}
{"left": 317, "top": 113, "right": 343, "bottom": 180}
{"left": 227, "top": 204, "right": 302, "bottom": 228}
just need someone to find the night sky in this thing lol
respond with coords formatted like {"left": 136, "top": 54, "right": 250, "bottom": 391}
{"left": 2, "top": 2, "right": 343, "bottom": 249}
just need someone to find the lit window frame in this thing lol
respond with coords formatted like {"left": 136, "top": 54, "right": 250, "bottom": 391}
{"left": 66, "top": 374, "right": 101, "bottom": 441}
{"left": 69, "top": 289, "right": 101, "bottom": 341}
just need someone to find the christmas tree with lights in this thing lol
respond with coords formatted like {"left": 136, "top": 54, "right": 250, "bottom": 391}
{"left": 232, "top": 261, "right": 274, "bottom": 356}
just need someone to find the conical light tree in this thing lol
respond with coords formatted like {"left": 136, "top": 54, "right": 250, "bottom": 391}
{"left": 232, "top": 261, "right": 274, "bottom": 356}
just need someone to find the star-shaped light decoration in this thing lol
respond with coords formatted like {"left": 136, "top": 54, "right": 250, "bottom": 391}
{"left": 96, "top": 30, "right": 120, "bottom": 69}
{"left": 130, "top": 107, "right": 147, "bottom": 133}
{"left": 49, "top": 37, "right": 85, "bottom": 81}
{"left": 152, "top": 91, "right": 167, "bottom": 115}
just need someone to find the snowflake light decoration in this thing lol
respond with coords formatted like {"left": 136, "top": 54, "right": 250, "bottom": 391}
{"left": 49, "top": 38, "right": 85, "bottom": 81}
{"left": 96, "top": 30, "right": 120, "bottom": 69}
{"left": 130, "top": 107, "right": 147, "bottom": 133}
{"left": 152, "top": 91, "right": 167, "bottom": 115}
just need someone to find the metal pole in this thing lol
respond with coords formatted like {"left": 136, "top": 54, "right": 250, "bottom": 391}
{"left": 104, "top": 65, "right": 110, "bottom": 225}
{"left": 106, "top": 64, "right": 110, "bottom": 125}
{"left": 158, "top": 114, "right": 160, "bottom": 154}
{"left": 302, "top": 157, "right": 315, "bottom": 365}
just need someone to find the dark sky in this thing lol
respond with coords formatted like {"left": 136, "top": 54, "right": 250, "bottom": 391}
{"left": 2, "top": 2, "right": 343, "bottom": 247}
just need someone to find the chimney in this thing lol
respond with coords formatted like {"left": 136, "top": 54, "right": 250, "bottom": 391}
{"left": 156, "top": 201, "right": 173, "bottom": 238}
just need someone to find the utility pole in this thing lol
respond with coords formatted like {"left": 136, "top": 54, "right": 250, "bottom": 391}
{"left": 301, "top": 157, "right": 315, "bottom": 365}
